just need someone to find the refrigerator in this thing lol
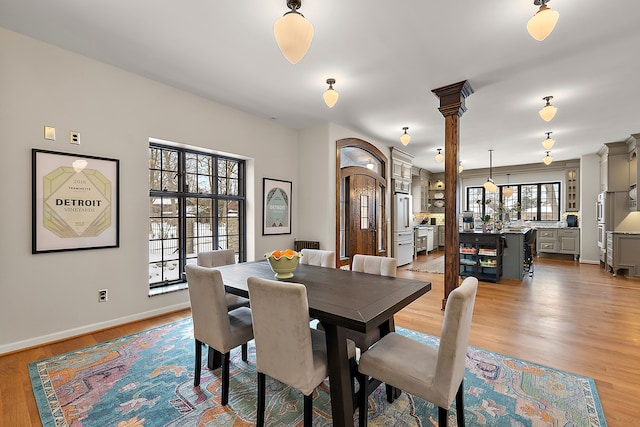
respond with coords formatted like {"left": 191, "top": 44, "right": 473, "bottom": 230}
{"left": 393, "top": 193, "right": 414, "bottom": 266}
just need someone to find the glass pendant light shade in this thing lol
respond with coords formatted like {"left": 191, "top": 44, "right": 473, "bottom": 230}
{"left": 484, "top": 179, "right": 498, "bottom": 193}
{"left": 484, "top": 149, "right": 497, "bottom": 192}
{"left": 503, "top": 173, "right": 514, "bottom": 197}
{"left": 527, "top": 3, "right": 559, "bottom": 41}
{"left": 323, "top": 78, "right": 339, "bottom": 108}
{"left": 539, "top": 96, "right": 557, "bottom": 121}
{"left": 503, "top": 187, "right": 514, "bottom": 198}
{"left": 400, "top": 127, "right": 411, "bottom": 146}
{"left": 543, "top": 151, "right": 553, "bottom": 165}
{"left": 435, "top": 148, "right": 444, "bottom": 163}
{"left": 542, "top": 132, "right": 555, "bottom": 150}
{"left": 274, "top": 1, "right": 314, "bottom": 64}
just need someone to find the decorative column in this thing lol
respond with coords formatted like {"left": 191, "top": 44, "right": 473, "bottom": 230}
{"left": 431, "top": 81, "right": 473, "bottom": 309}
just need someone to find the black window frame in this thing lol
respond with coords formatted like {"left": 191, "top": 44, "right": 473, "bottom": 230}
{"left": 465, "top": 181, "right": 561, "bottom": 222}
{"left": 149, "top": 142, "right": 246, "bottom": 290}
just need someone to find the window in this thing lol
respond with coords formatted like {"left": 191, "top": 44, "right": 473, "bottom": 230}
{"left": 149, "top": 143, "right": 245, "bottom": 290}
{"left": 466, "top": 181, "right": 561, "bottom": 222}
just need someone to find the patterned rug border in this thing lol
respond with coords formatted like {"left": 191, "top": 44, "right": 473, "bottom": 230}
{"left": 29, "top": 317, "right": 608, "bottom": 427}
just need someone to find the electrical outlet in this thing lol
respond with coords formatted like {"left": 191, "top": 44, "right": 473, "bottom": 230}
{"left": 98, "top": 289, "right": 108, "bottom": 302}
{"left": 70, "top": 131, "right": 81, "bottom": 145}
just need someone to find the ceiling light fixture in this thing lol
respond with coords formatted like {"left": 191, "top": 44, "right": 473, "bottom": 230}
{"left": 323, "top": 78, "right": 339, "bottom": 108}
{"left": 435, "top": 148, "right": 444, "bottom": 163}
{"left": 458, "top": 161, "right": 464, "bottom": 173}
{"left": 527, "top": 0, "right": 559, "bottom": 41}
{"left": 543, "top": 151, "right": 553, "bottom": 165}
{"left": 483, "top": 149, "right": 498, "bottom": 193}
{"left": 542, "top": 131, "right": 555, "bottom": 150}
{"left": 503, "top": 173, "right": 514, "bottom": 198}
{"left": 539, "top": 96, "right": 557, "bottom": 121}
{"left": 400, "top": 127, "right": 411, "bottom": 146}
{"left": 273, "top": 0, "right": 314, "bottom": 64}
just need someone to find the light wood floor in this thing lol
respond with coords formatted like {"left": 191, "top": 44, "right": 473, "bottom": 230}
{"left": 2, "top": 254, "right": 638, "bottom": 426}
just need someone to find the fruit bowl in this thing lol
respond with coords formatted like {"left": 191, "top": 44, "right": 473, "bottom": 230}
{"left": 265, "top": 249, "right": 303, "bottom": 279}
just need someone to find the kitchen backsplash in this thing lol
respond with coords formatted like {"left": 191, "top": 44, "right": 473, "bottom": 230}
{"left": 414, "top": 213, "right": 445, "bottom": 225}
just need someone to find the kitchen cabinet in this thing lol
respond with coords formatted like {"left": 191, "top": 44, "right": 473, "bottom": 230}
{"left": 428, "top": 173, "right": 445, "bottom": 213}
{"left": 437, "top": 225, "right": 445, "bottom": 248}
{"left": 627, "top": 134, "right": 639, "bottom": 211}
{"left": 536, "top": 228, "right": 580, "bottom": 260}
{"left": 411, "top": 169, "right": 430, "bottom": 213}
{"left": 599, "top": 141, "right": 629, "bottom": 192}
{"left": 606, "top": 231, "right": 640, "bottom": 277}
{"left": 459, "top": 232, "right": 504, "bottom": 283}
{"left": 414, "top": 226, "right": 435, "bottom": 257}
{"left": 566, "top": 167, "right": 579, "bottom": 212}
{"left": 391, "top": 148, "right": 413, "bottom": 194}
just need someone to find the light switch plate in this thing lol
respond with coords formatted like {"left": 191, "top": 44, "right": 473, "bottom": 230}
{"left": 44, "top": 126, "right": 55, "bottom": 141}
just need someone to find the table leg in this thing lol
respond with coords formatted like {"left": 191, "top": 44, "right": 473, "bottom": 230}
{"left": 320, "top": 321, "right": 354, "bottom": 427}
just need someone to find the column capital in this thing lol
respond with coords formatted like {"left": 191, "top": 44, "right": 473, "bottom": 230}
{"left": 431, "top": 80, "right": 474, "bottom": 118}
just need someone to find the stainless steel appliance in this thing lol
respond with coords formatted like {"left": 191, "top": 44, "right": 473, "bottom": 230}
{"left": 393, "top": 193, "right": 413, "bottom": 266}
{"left": 462, "top": 211, "right": 474, "bottom": 232}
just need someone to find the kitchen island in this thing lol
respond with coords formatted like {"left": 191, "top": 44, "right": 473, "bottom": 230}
{"left": 460, "top": 228, "right": 533, "bottom": 282}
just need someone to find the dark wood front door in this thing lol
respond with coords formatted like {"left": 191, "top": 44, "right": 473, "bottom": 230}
{"left": 348, "top": 174, "right": 378, "bottom": 258}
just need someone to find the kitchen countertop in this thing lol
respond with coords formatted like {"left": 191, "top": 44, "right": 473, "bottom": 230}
{"left": 460, "top": 228, "right": 532, "bottom": 235}
{"left": 607, "top": 231, "right": 640, "bottom": 234}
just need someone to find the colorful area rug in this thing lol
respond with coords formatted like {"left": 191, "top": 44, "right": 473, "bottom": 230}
{"left": 29, "top": 318, "right": 607, "bottom": 426}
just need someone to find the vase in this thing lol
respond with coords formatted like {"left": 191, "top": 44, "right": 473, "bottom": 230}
{"left": 482, "top": 223, "right": 487, "bottom": 233}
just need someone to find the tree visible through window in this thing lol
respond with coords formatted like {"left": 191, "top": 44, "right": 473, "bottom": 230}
{"left": 465, "top": 182, "right": 561, "bottom": 222}
{"left": 149, "top": 143, "right": 245, "bottom": 289}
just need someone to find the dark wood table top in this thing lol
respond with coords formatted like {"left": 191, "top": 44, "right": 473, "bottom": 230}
{"left": 215, "top": 260, "right": 432, "bottom": 333}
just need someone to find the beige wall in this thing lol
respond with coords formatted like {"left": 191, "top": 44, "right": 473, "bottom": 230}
{"left": 0, "top": 28, "right": 305, "bottom": 352}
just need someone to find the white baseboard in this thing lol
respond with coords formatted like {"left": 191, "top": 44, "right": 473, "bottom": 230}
{"left": 0, "top": 302, "right": 191, "bottom": 356}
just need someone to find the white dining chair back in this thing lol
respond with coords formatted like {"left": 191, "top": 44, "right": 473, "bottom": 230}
{"left": 300, "top": 248, "right": 335, "bottom": 267}
{"left": 352, "top": 254, "right": 397, "bottom": 277}
{"left": 357, "top": 276, "right": 479, "bottom": 427}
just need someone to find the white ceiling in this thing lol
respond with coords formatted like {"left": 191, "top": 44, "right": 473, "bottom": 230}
{"left": 2, "top": 0, "right": 640, "bottom": 172}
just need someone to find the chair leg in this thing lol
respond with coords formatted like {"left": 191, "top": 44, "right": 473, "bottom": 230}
{"left": 303, "top": 393, "right": 313, "bottom": 427}
{"left": 194, "top": 339, "right": 202, "bottom": 387}
{"left": 357, "top": 373, "right": 369, "bottom": 427}
{"left": 208, "top": 346, "right": 222, "bottom": 370}
{"left": 221, "top": 352, "right": 231, "bottom": 405}
{"left": 456, "top": 380, "right": 465, "bottom": 427}
{"left": 438, "top": 406, "right": 448, "bottom": 427}
{"left": 242, "top": 342, "right": 248, "bottom": 362}
{"left": 257, "top": 372, "right": 266, "bottom": 427}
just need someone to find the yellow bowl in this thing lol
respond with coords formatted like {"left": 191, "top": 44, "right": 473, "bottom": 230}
{"left": 265, "top": 251, "right": 302, "bottom": 279}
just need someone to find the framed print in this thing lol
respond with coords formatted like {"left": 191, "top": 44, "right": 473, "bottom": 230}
{"left": 263, "top": 177, "right": 292, "bottom": 235}
{"left": 32, "top": 149, "right": 120, "bottom": 253}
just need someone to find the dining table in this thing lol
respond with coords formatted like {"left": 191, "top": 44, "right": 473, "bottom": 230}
{"left": 214, "top": 260, "right": 432, "bottom": 427}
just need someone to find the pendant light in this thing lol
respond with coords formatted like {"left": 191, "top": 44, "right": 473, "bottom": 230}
{"left": 435, "top": 148, "right": 444, "bottom": 163}
{"left": 400, "top": 127, "right": 411, "bottom": 146}
{"left": 542, "top": 132, "right": 555, "bottom": 150}
{"left": 527, "top": 0, "right": 559, "bottom": 41}
{"left": 323, "top": 78, "right": 339, "bottom": 108}
{"left": 539, "top": 96, "right": 557, "bottom": 121}
{"left": 484, "top": 149, "right": 498, "bottom": 193}
{"left": 503, "top": 173, "right": 514, "bottom": 198}
{"left": 274, "top": 0, "right": 314, "bottom": 64}
{"left": 543, "top": 151, "right": 553, "bottom": 165}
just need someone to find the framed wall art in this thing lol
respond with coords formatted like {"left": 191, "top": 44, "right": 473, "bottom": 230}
{"left": 262, "top": 177, "right": 291, "bottom": 235}
{"left": 32, "top": 149, "right": 120, "bottom": 253}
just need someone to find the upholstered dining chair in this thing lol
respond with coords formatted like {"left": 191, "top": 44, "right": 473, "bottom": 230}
{"left": 357, "top": 276, "right": 479, "bottom": 427}
{"left": 197, "top": 249, "right": 250, "bottom": 310}
{"left": 351, "top": 254, "right": 397, "bottom": 277}
{"left": 247, "top": 276, "right": 357, "bottom": 427}
{"left": 185, "top": 264, "right": 254, "bottom": 405}
{"left": 337, "top": 254, "right": 398, "bottom": 351}
{"left": 300, "top": 248, "right": 335, "bottom": 267}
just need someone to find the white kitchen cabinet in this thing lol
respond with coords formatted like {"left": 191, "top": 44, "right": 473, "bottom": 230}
{"left": 391, "top": 148, "right": 413, "bottom": 195}
{"left": 599, "top": 141, "right": 629, "bottom": 192}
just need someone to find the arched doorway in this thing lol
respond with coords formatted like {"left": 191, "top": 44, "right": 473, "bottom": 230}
{"left": 336, "top": 138, "right": 388, "bottom": 268}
